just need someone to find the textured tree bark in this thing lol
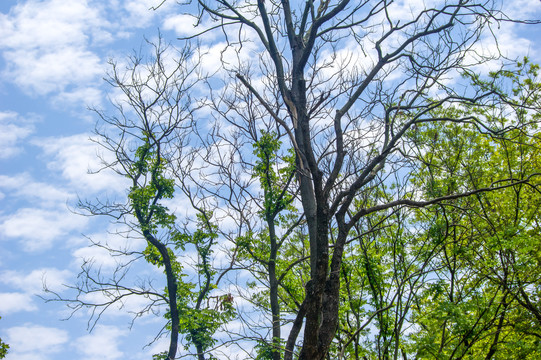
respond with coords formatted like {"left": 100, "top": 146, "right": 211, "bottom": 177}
{"left": 268, "top": 216, "right": 281, "bottom": 360}
{"left": 143, "top": 230, "right": 179, "bottom": 360}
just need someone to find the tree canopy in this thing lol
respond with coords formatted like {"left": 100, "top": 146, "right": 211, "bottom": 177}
{"left": 48, "top": 1, "right": 541, "bottom": 359}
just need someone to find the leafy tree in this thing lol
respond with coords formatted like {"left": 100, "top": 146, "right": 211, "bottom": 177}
{"left": 182, "top": 1, "right": 541, "bottom": 358}
{"left": 45, "top": 38, "right": 234, "bottom": 360}
{"left": 248, "top": 130, "right": 296, "bottom": 360}
{"left": 314, "top": 60, "right": 541, "bottom": 360}
{"left": 50, "top": 2, "right": 541, "bottom": 359}
{"left": 405, "top": 60, "right": 541, "bottom": 359}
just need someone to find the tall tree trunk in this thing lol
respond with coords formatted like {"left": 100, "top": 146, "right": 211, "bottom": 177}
{"left": 143, "top": 230, "right": 179, "bottom": 360}
{"left": 268, "top": 217, "right": 281, "bottom": 360}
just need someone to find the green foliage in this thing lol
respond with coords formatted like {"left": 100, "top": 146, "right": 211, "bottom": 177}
{"left": 174, "top": 215, "right": 235, "bottom": 353}
{"left": 252, "top": 130, "right": 296, "bottom": 219}
{"left": 128, "top": 138, "right": 235, "bottom": 358}
{"left": 0, "top": 341, "right": 7, "bottom": 358}
{"left": 275, "top": 228, "right": 311, "bottom": 307}
{"left": 119, "top": 55, "right": 541, "bottom": 359}
{"left": 404, "top": 63, "right": 541, "bottom": 359}
{"left": 179, "top": 301, "right": 235, "bottom": 352}
{"left": 152, "top": 352, "right": 168, "bottom": 360}
{"left": 128, "top": 138, "right": 176, "bottom": 234}
{"left": 254, "top": 339, "right": 277, "bottom": 360}
{"left": 240, "top": 129, "right": 305, "bottom": 294}
{"left": 330, "top": 61, "right": 541, "bottom": 359}
{"left": 336, "top": 207, "right": 420, "bottom": 358}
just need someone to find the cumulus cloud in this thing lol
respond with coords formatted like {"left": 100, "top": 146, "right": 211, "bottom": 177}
{"left": 121, "top": 0, "right": 176, "bottom": 29}
{"left": 457, "top": 20, "right": 538, "bottom": 77}
{"left": 162, "top": 13, "right": 199, "bottom": 37}
{"left": 74, "top": 324, "right": 127, "bottom": 360}
{"left": 54, "top": 87, "right": 104, "bottom": 109}
{"left": 502, "top": 0, "right": 541, "bottom": 21}
{"left": 3, "top": 47, "right": 103, "bottom": 96}
{"left": 138, "top": 337, "right": 169, "bottom": 360}
{"left": 0, "top": 0, "right": 108, "bottom": 100}
{"left": 4, "top": 324, "right": 69, "bottom": 358}
{"left": 162, "top": 12, "right": 219, "bottom": 42}
{"left": 72, "top": 229, "right": 146, "bottom": 270}
{"left": 33, "top": 133, "right": 130, "bottom": 195}
{"left": 0, "top": 207, "right": 89, "bottom": 252}
{"left": 0, "top": 292, "right": 37, "bottom": 313}
{"left": 0, "top": 173, "right": 72, "bottom": 206}
{"left": 0, "top": 111, "right": 35, "bottom": 159}
{"left": 0, "top": 267, "right": 72, "bottom": 294}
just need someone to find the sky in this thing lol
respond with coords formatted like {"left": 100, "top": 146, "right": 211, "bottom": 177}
{"left": 0, "top": 1, "right": 540, "bottom": 359}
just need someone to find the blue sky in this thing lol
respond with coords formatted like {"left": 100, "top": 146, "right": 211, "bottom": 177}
{"left": 0, "top": 1, "right": 541, "bottom": 359}
{"left": 0, "top": 1, "right": 203, "bottom": 359}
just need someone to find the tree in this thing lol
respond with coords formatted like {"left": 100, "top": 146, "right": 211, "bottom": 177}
{"left": 181, "top": 1, "right": 540, "bottom": 358}
{"left": 46, "top": 38, "right": 235, "bottom": 360}
{"left": 324, "top": 60, "right": 541, "bottom": 360}
{"left": 405, "top": 60, "right": 541, "bottom": 359}
{"left": 50, "top": 2, "right": 541, "bottom": 359}
{"left": 247, "top": 130, "right": 296, "bottom": 360}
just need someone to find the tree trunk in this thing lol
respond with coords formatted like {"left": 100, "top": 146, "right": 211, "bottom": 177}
{"left": 268, "top": 216, "right": 281, "bottom": 360}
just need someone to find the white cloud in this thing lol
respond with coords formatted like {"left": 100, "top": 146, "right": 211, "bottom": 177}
{"left": 0, "top": 292, "right": 37, "bottom": 313}
{"left": 0, "top": 111, "right": 35, "bottom": 159}
{"left": 2, "top": 353, "right": 46, "bottom": 360}
{"left": 0, "top": 173, "right": 72, "bottom": 206}
{"left": 0, "top": 207, "right": 88, "bottom": 252}
{"left": 76, "top": 288, "right": 165, "bottom": 323}
{"left": 0, "top": 0, "right": 183, "bottom": 107}
{"left": 461, "top": 20, "right": 537, "bottom": 76}
{"left": 163, "top": 13, "right": 199, "bottom": 37}
{"left": 387, "top": 0, "right": 445, "bottom": 22}
{"left": 121, "top": 0, "right": 176, "bottom": 29}
{"left": 0, "top": 268, "right": 72, "bottom": 294}
{"left": 70, "top": 228, "right": 165, "bottom": 318}
{"left": 72, "top": 245, "right": 123, "bottom": 270}
{"left": 3, "top": 47, "right": 103, "bottom": 96}
{"left": 138, "top": 336, "right": 169, "bottom": 360}
{"left": 198, "top": 39, "right": 260, "bottom": 76}
{"left": 162, "top": 12, "right": 219, "bottom": 41}
{"left": 0, "top": 0, "right": 108, "bottom": 99}
{"left": 502, "top": 0, "right": 541, "bottom": 21}
{"left": 74, "top": 324, "right": 127, "bottom": 360}
{"left": 54, "top": 87, "right": 104, "bottom": 109}
{"left": 5, "top": 324, "right": 68, "bottom": 358}
{"left": 34, "top": 133, "right": 130, "bottom": 195}
{"left": 0, "top": 1, "right": 107, "bottom": 50}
